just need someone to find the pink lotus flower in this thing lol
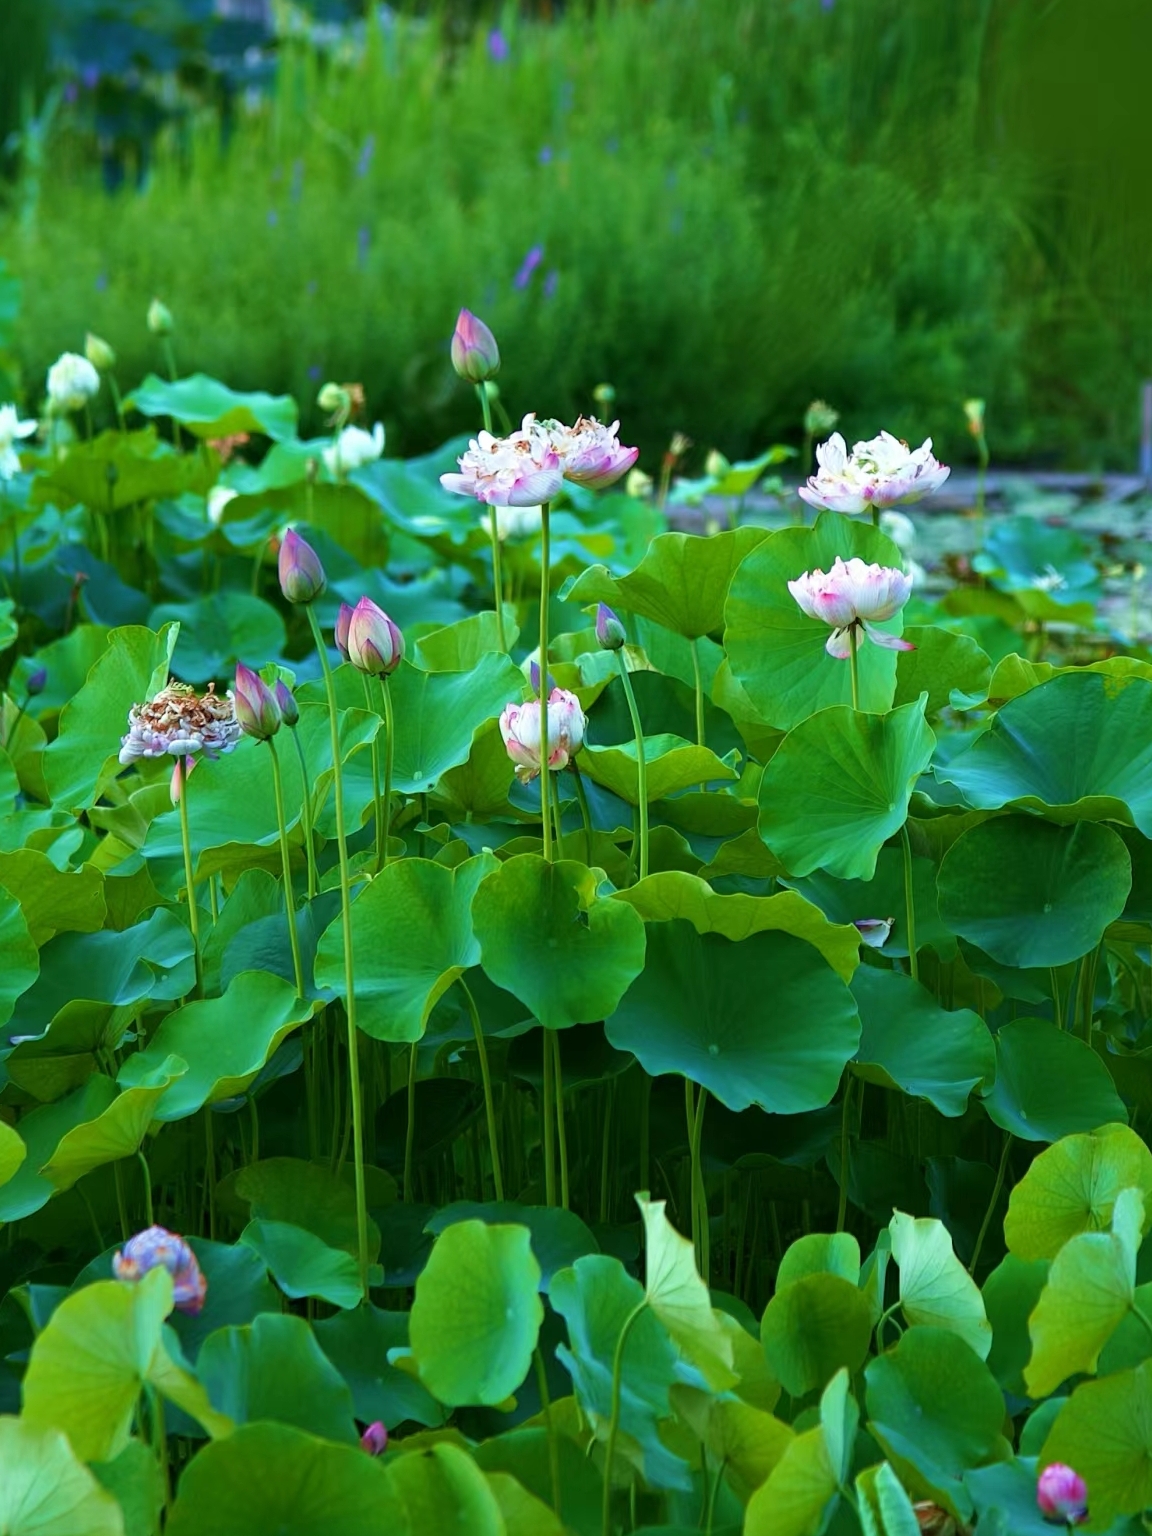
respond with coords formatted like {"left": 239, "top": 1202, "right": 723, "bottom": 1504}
{"left": 346, "top": 597, "right": 404, "bottom": 677}
{"left": 549, "top": 416, "right": 639, "bottom": 490}
{"left": 113, "top": 1225, "right": 207, "bottom": 1314}
{"left": 500, "top": 688, "right": 586, "bottom": 782}
{"left": 788, "top": 557, "right": 914, "bottom": 659}
{"left": 232, "top": 663, "right": 282, "bottom": 741}
{"left": 450, "top": 309, "right": 501, "bottom": 385}
{"left": 441, "top": 414, "right": 565, "bottom": 507}
{"left": 799, "top": 431, "right": 949, "bottom": 515}
{"left": 1037, "top": 1463, "right": 1088, "bottom": 1525}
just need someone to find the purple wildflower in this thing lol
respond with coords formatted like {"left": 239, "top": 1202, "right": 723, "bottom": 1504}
{"left": 487, "top": 28, "right": 509, "bottom": 62}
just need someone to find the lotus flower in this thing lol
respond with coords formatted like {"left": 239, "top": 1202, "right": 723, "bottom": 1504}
{"left": 346, "top": 597, "right": 404, "bottom": 677}
{"left": 119, "top": 681, "right": 241, "bottom": 764}
{"left": 500, "top": 689, "right": 586, "bottom": 782}
{"left": 548, "top": 416, "right": 639, "bottom": 490}
{"left": 322, "top": 422, "right": 385, "bottom": 479}
{"left": 233, "top": 663, "right": 282, "bottom": 741}
{"left": 799, "top": 431, "right": 949, "bottom": 515}
{"left": 441, "top": 414, "right": 565, "bottom": 506}
{"left": 451, "top": 309, "right": 501, "bottom": 384}
{"left": 85, "top": 333, "right": 116, "bottom": 371}
{"left": 334, "top": 601, "right": 355, "bottom": 659}
{"left": 278, "top": 527, "right": 327, "bottom": 604}
{"left": 113, "top": 1226, "right": 207, "bottom": 1314}
{"left": 788, "top": 557, "right": 915, "bottom": 658}
{"left": 0, "top": 404, "right": 36, "bottom": 480}
{"left": 854, "top": 918, "right": 894, "bottom": 949}
{"left": 274, "top": 679, "right": 299, "bottom": 727}
{"left": 595, "top": 603, "right": 626, "bottom": 651}
{"left": 360, "top": 1421, "right": 388, "bottom": 1455}
{"left": 206, "top": 486, "right": 237, "bottom": 527}
{"left": 1036, "top": 1463, "right": 1088, "bottom": 1525}
{"left": 45, "top": 353, "right": 100, "bottom": 414}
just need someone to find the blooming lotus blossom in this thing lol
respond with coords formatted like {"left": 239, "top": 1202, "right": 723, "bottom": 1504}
{"left": 1036, "top": 1463, "right": 1088, "bottom": 1525}
{"left": 119, "top": 681, "right": 241, "bottom": 764}
{"left": 548, "top": 416, "right": 639, "bottom": 490}
{"left": 0, "top": 404, "right": 36, "bottom": 480}
{"left": 233, "top": 663, "right": 282, "bottom": 741}
{"left": 788, "top": 557, "right": 914, "bottom": 659}
{"left": 451, "top": 309, "right": 501, "bottom": 384}
{"left": 441, "top": 414, "right": 565, "bottom": 507}
{"left": 500, "top": 688, "right": 586, "bottom": 781}
{"left": 854, "top": 917, "right": 894, "bottom": 948}
{"left": 346, "top": 597, "right": 404, "bottom": 677}
{"left": 322, "top": 422, "right": 385, "bottom": 479}
{"left": 799, "top": 431, "right": 949, "bottom": 515}
{"left": 45, "top": 353, "right": 100, "bottom": 414}
{"left": 113, "top": 1226, "right": 207, "bottom": 1314}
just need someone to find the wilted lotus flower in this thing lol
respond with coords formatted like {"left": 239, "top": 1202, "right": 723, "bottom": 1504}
{"left": 1037, "top": 1463, "right": 1088, "bottom": 1526}
{"left": 346, "top": 597, "right": 404, "bottom": 677}
{"left": 499, "top": 689, "right": 586, "bottom": 782}
{"left": 113, "top": 1225, "right": 207, "bottom": 1314}
{"left": 119, "top": 681, "right": 241, "bottom": 764}
{"left": 278, "top": 527, "right": 327, "bottom": 604}
{"left": 854, "top": 917, "right": 895, "bottom": 949}
{"left": 0, "top": 404, "right": 37, "bottom": 480}
{"left": 322, "top": 422, "right": 385, "bottom": 479}
{"left": 334, "top": 601, "right": 355, "bottom": 659}
{"left": 595, "top": 602, "right": 626, "bottom": 651}
{"left": 233, "top": 663, "right": 282, "bottom": 741}
{"left": 441, "top": 414, "right": 565, "bottom": 506}
{"left": 548, "top": 416, "right": 639, "bottom": 490}
{"left": 451, "top": 308, "right": 501, "bottom": 384}
{"left": 274, "top": 678, "right": 299, "bottom": 727}
{"left": 360, "top": 1421, "right": 388, "bottom": 1456}
{"left": 788, "top": 557, "right": 915, "bottom": 659}
{"left": 45, "top": 353, "right": 100, "bottom": 414}
{"left": 799, "top": 431, "right": 949, "bottom": 515}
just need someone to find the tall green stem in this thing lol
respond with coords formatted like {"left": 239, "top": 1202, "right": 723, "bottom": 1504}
{"left": 363, "top": 674, "right": 383, "bottom": 873}
{"left": 900, "top": 823, "right": 918, "bottom": 983}
{"left": 404, "top": 1041, "right": 418, "bottom": 1203}
{"left": 836, "top": 1075, "right": 855, "bottom": 1233}
{"left": 691, "top": 638, "right": 706, "bottom": 748}
{"left": 969, "top": 1132, "right": 1012, "bottom": 1276}
{"left": 554, "top": 1033, "right": 570, "bottom": 1210}
{"left": 175, "top": 760, "right": 202, "bottom": 997}
{"left": 602, "top": 1302, "right": 647, "bottom": 1536}
{"left": 534, "top": 1347, "right": 563, "bottom": 1519}
{"left": 539, "top": 501, "right": 552, "bottom": 863}
{"left": 305, "top": 605, "right": 370, "bottom": 1295}
{"left": 615, "top": 652, "right": 648, "bottom": 880}
{"left": 688, "top": 1082, "right": 709, "bottom": 1279}
{"left": 379, "top": 675, "right": 395, "bottom": 867}
{"left": 542, "top": 1029, "right": 557, "bottom": 1207}
{"left": 571, "top": 763, "right": 594, "bottom": 865}
{"left": 479, "top": 384, "right": 508, "bottom": 654}
{"left": 848, "top": 625, "right": 860, "bottom": 712}
{"left": 289, "top": 726, "right": 318, "bottom": 899}
{"left": 460, "top": 978, "right": 504, "bottom": 1201}
{"left": 267, "top": 736, "right": 306, "bottom": 1000}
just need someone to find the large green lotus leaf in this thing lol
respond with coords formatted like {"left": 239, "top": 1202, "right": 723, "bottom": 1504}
{"left": 126, "top": 373, "right": 298, "bottom": 441}
{"left": 431, "top": 721, "right": 519, "bottom": 822}
{"left": 759, "top": 700, "right": 936, "bottom": 880}
{"left": 743, "top": 1423, "right": 839, "bottom": 1536}
{"left": 551, "top": 1254, "right": 689, "bottom": 1492}
{"left": 785, "top": 844, "right": 956, "bottom": 962}
{"left": 41, "top": 1058, "right": 184, "bottom": 1190}
{"left": 315, "top": 853, "right": 496, "bottom": 1043}
{"left": 937, "top": 817, "right": 1131, "bottom": 968}
{"left": 1024, "top": 1186, "right": 1143, "bottom": 1397}
{"left": 0, "top": 1419, "right": 125, "bottom": 1536}
{"left": 986, "top": 652, "right": 1152, "bottom": 707}
{"left": 776, "top": 1233, "right": 861, "bottom": 1291}
{"left": 637, "top": 1194, "right": 735, "bottom": 1390}
{"left": 671, "top": 1387, "right": 793, "bottom": 1501}
{"left": 0, "top": 1077, "right": 116, "bottom": 1222}
{"left": 936, "top": 672, "right": 1152, "bottom": 833}
{"left": 32, "top": 429, "right": 195, "bottom": 514}
{"left": 612, "top": 870, "right": 859, "bottom": 981}
{"left": 424, "top": 1201, "right": 598, "bottom": 1291}
{"left": 118, "top": 971, "right": 317, "bottom": 1120}
{"left": 986, "top": 1016, "right": 1127, "bottom": 1143}
{"left": 760, "top": 1273, "right": 873, "bottom": 1397}
{"left": 0, "top": 852, "right": 105, "bottom": 946}
{"left": 1041, "top": 1360, "right": 1152, "bottom": 1528}
{"left": 473, "top": 1428, "right": 603, "bottom": 1536}
{"left": 894, "top": 625, "right": 991, "bottom": 714}
{"left": 382, "top": 1443, "right": 504, "bottom": 1535}
{"left": 567, "top": 527, "right": 771, "bottom": 639}
{"left": 44, "top": 624, "right": 178, "bottom": 813}
{"left": 0, "top": 881, "right": 38, "bottom": 1030}
{"left": 168, "top": 1238, "right": 282, "bottom": 1363}
{"left": 198, "top": 1313, "right": 359, "bottom": 1444}
{"left": 164, "top": 1422, "right": 404, "bottom": 1536}
{"left": 91, "top": 1440, "right": 163, "bottom": 1536}
{"left": 413, "top": 610, "right": 520, "bottom": 671}
{"left": 385, "top": 655, "right": 526, "bottom": 796}
{"left": 605, "top": 920, "right": 860, "bottom": 1114}
{"left": 0, "top": 1121, "right": 25, "bottom": 1190}
{"left": 409, "top": 1220, "right": 542, "bottom": 1406}
{"left": 147, "top": 592, "right": 286, "bottom": 683}
{"left": 474, "top": 856, "right": 647, "bottom": 1032}
{"left": 982, "top": 1255, "right": 1049, "bottom": 1396}
{"left": 725, "top": 513, "right": 906, "bottom": 729}
{"left": 889, "top": 1212, "right": 992, "bottom": 1359}
{"left": 851, "top": 967, "right": 993, "bottom": 1118}
{"left": 865, "top": 1327, "right": 1008, "bottom": 1522}
{"left": 576, "top": 736, "right": 738, "bottom": 804}
{"left": 313, "top": 1305, "right": 444, "bottom": 1430}
{"left": 485, "top": 1470, "right": 565, "bottom": 1536}
{"left": 239, "top": 1220, "right": 364, "bottom": 1311}
{"left": 1004, "top": 1123, "right": 1152, "bottom": 1262}
{"left": 229, "top": 1158, "right": 383, "bottom": 1259}
{"left": 8, "top": 626, "right": 109, "bottom": 721}
{"left": 856, "top": 1462, "right": 922, "bottom": 1536}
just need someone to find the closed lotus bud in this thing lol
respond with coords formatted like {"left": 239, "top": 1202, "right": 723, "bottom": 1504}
{"left": 593, "top": 382, "right": 616, "bottom": 409}
{"left": 705, "top": 448, "right": 731, "bottom": 480}
{"left": 113, "top": 1225, "right": 206, "bottom": 1314}
{"left": 25, "top": 666, "right": 47, "bottom": 697}
{"left": 85, "top": 332, "right": 116, "bottom": 371}
{"left": 278, "top": 527, "right": 327, "bottom": 605}
{"left": 169, "top": 755, "right": 197, "bottom": 804}
{"left": 334, "top": 601, "right": 355, "bottom": 660}
{"left": 1037, "top": 1463, "right": 1088, "bottom": 1525}
{"left": 233, "top": 663, "right": 282, "bottom": 741}
{"left": 963, "top": 397, "right": 986, "bottom": 437}
{"left": 803, "top": 398, "right": 839, "bottom": 437}
{"left": 360, "top": 1421, "right": 388, "bottom": 1456}
{"left": 346, "top": 597, "right": 404, "bottom": 676}
{"left": 595, "top": 603, "right": 626, "bottom": 651}
{"left": 274, "top": 678, "right": 299, "bottom": 727}
{"left": 626, "top": 467, "right": 653, "bottom": 499}
{"left": 450, "top": 309, "right": 501, "bottom": 385}
{"left": 147, "top": 298, "right": 174, "bottom": 336}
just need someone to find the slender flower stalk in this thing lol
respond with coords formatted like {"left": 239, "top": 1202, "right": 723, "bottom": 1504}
{"left": 614, "top": 653, "right": 649, "bottom": 881}
{"left": 538, "top": 502, "right": 552, "bottom": 860}
{"left": 267, "top": 736, "right": 306, "bottom": 1000}
{"left": 379, "top": 675, "right": 395, "bottom": 868}
{"left": 459, "top": 978, "right": 504, "bottom": 1201}
{"left": 479, "top": 383, "right": 508, "bottom": 652}
{"left": 174, "top": 759, "right": 202, "bottom": 997}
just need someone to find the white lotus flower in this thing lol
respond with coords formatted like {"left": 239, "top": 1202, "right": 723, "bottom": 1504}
{"left": 206, "top": 486, "right": 238, "bottom": 526}
{"left": 799, "top": 431, "right": 949, "bottom": 515}
{"left": 46, "top": 353, "right": 100, "bottom": 414}
{"left": 788, "top": 556, "right": 915, "bottom": 659}
{"left": 322, "top": 422, "right": 385, "bottom": 479}
{"left": 0, "top": 404, "right": 36, "bottom": 480}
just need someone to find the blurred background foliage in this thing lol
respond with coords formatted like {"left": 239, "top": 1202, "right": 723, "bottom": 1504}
{"left": 0, "top": 0, "right": 1149, "bottom": 470}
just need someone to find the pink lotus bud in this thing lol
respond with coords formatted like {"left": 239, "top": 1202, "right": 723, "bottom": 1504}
{"left": 26, "top": 666, "right": 47, "bottom": 697}
{"left": 788, "top": 556, "right": 915, "bottom": 660}
{"left": 346, "top": 597, "right": 404, "bottom": 677}
{"left": 1037, "top": 1463, "right": 1088, "bottom": 1525}
{"left": 854, "top": 917, "right": 894, "bottom": 949}
{"left": 233, "top": 663, "right": 282, "bottom": 741}
{"left": 450, "top": 309, "right": 501, "bottom": 385}
{"left": 113, "top": 1225, "right": 207, "bottom": 1314}
{"left": 360, "top": 1421, "right": 388, "bottom": 1455}
{"left": 274, "top": 679, "right": 299, "bottom": 727}
{"left": 499, "top": 688, "right": 586, "bottom": 783}
{"left": 278, "top": 527, "right": 327, "bottom": 605}
{"left": 169, "top": 754, "right": 197, "bottom": 804}
{"left": 595, "top": 603, "right": 626, "bottom": 651}
{"left": 334, "top": 601, "right": 355, "bottom": 660}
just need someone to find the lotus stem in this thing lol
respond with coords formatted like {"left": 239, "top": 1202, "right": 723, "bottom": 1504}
{"left": 266, "top": 736, "right": 306, "bottom": 1000}
{"left": 848, "top": 625, "right": 860, "bottom": 712}
{"left": 379, "top": 674, "right": 395, "bottom": 868}
{"left": 602, "top": 1301, "right": 647, "bottom": 1536}
{"left": 539, "top": 500, "right": 552, "bottom": 863}
{"left": 175, "top": 759, "right": 202, "bottom": 997}
{"left": 614, "top": 650, "right": 649, "bottom": 881}
{"left": 900, "top": 823, "right": 918, "bottom": 983}
{"left": 479, "top": 383, "right": 508, "bottom": 654}
{"left": 289, "top": 726, "right": 319, "bottom": 899}
{"left": 460, "top": 978, "right": 504, "bottom": 1201}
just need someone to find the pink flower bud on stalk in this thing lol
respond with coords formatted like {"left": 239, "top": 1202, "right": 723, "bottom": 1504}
{"left": 113, "top": 1225, "right": 207, "bottom": 1314}
{"left": 346, "top": 598, "right": 404, "bottom": 677}
{"left": 334, "top": 601, "right": 355, "bottom": 659}
{"left": 595, "top": 603, "right": 626, "bottom": 651}
{"left": 499, "top": 689, "right": 586, "bottom": 782}
{"left": 169, "top": 755, "right": 197, "bottom": 804}
{"left": 360, "top": 1421, "right": 388, "bottom": 1456}
{"left": 233, "top": 663, "right": 282, "bottom": 741}
{"left": 274, "top": 679, "right": 299, "bottom": 727}
{"left": 277, "top": 528, "right": 327, "bottom": 605}
{"left": 450, "top": 309, "right": 501, "bottom": 385}
{"left": 788, "top": 557, "right": 915, "bottom": 659}
{"left": 1036, "top": 1463, "right": 1088, "bottom": 1526}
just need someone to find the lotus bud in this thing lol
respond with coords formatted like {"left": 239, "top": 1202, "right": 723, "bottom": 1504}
{"left": 346, "top": 597, "right": 404, "bottom": 677}
{"left": 854, "top": 917, "right": 894, "bottom": 949}
{"left": 85, "top": 332, "right": 116, "bottom": 371}
{"left": 317, "top": 381, "right": 352, "bottom": 427}
{"left": 277, "top": 527, "right": 327, "bottom": 605}
{"left": 169, "top": 755, "right": 196, "bottom": 804}
{"left": 360, "top": 1422, "right": 388, "bottom": 1456}
{"left": 595, "top": 603, "right": 626, "bottom": 651}
{"left": 233, "top": 663, "right": 282, "bottom": 741}
{"left": 274, "top": 679, "right": 299, "bottom": 727}
{"left": 147, "top": 298, "right": 174, "bottom": 336}
{"left": 803, "top": 399, "right": 839, "bottom": 437}
{"left": 113, "top": 1225, "right": 207, "bottom": 1314}
{"left": 593, "top": 383, "right": 616, "bottom": 409}
{"left": 334, "top": 601, "right": 355, "bottom": 660}
{"left": 963, "top": 397, "right": 986, "bottom": 438}
{"left": 450, "top": 309, "right": 501, "bottom": 385}
{"left": 1036, "top": 1463, "right": 1088, "bottom": 1525}
{"left": 705, "top": 449, "right": 730, "bottom": 480}
{"left": 25, "top": 666, "right": 47, "bottom": 697}
{"left": 626, "top": 467, "right": 653, "bottom": 499}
